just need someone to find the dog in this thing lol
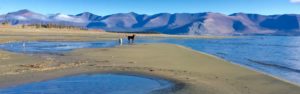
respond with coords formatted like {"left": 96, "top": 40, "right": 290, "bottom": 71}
{"left": 127, "top": 34, "right": 135, "bottom": 43}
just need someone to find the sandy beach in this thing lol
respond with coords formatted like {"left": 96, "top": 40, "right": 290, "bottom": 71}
{"left": 0, "top": 27, "right": 300, "bottom": 94}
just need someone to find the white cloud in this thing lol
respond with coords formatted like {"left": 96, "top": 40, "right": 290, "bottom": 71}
{"left": 290, "top": 0, "right": 300, "bottom": 3}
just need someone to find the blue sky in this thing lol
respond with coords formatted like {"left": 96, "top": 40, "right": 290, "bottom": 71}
{"left": 0, "top": 0, "right": 299, "bottom": 15}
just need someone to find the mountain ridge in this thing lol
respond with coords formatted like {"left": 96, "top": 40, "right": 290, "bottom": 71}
{"left": 1, "top": 9, "right": 300, "bottom": 36}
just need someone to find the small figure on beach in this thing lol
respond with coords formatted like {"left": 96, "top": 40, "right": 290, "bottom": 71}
{"left": 22, "top": 42, "right": 26, "bottom": 48}
{"left": 127, "top": 34, "right": 136, "bottom": 44}
{"left": 118, "top": 38, "right": 123, "bottom": 45}
{"left": 22, "top": 42, "right": 26, "bottom": 53}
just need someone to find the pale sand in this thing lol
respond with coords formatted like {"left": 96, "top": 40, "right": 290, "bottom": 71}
{"left": 0, "top": 27, "right": 299, "bottom": 94}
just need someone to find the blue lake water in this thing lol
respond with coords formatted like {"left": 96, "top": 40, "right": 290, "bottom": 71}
{"left": 0, "top": 41, "right": 118, "bottom": 54}
{"left": 0, "top": 74, "right": 175, "bottom": 94}
{"left": 1, "top": 36, "right": 300, "bottom": 89}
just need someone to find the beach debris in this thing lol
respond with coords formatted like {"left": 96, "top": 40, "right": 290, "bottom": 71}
{"left": 215, "top": 76, "right": 219, "bottom": 79}
{"left": 11, "top": 60, "right": 88, "bottom": 75}
{"left": 74, "top": 60, "right": 87, "bottom": 66}
{"left": 128, "top": 61, "right": 136, "bottom": 64}
{"left": 88, "top": 64, "right": 96, "bottom": 66}
{"left": 19, "top": 64, "right": 44, "bottom": 68}
{"left": 100, "top": 49, "right": 109, "bottom": 51}
{"left": 149, "top": 69, "right": 154, "bottom": 72}
{"left": 94, "top": 60, "right": 110, "bottom": 63}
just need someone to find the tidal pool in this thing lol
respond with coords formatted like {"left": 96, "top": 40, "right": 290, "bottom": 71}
{"left": 0, "top": 73, "right": 176, "bottom": 94}
{"left": 0, "top": 40, "right": 118, "bottom": 54}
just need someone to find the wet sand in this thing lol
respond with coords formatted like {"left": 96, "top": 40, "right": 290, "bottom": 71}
{"left": 0, "top": 27, "right": 300, "bottom": 94}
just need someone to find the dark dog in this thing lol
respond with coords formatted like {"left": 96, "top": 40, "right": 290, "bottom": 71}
{"left": 127, "top": 34, "right": 135, "bottom": 43}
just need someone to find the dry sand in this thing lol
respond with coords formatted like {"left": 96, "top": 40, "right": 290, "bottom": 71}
{"left": 0, "top": 27, "right": 299, "bottom": 94}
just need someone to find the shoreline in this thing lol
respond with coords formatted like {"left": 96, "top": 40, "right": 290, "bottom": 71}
{"left": 172, "top": 43, "right": 300, "bottom": 87}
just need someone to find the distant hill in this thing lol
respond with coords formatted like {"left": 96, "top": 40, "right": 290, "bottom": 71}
{"left": 1, "top": 9, "right": 300, "bottom": 36}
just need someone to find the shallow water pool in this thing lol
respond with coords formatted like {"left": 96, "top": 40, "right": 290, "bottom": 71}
{"left": 0, "top": 40, "right": 118, "bottom": 54}
{"left": 0, "top": 73, "right": 176, "bottom": 94}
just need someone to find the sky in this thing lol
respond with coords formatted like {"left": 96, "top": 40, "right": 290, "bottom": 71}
{"left": 0, "top": 0, "right": 299, "bottom": 15}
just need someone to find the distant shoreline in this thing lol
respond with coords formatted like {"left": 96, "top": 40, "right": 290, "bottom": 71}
{"left": 0, "top": 26, "right": 235, "bottom": 43}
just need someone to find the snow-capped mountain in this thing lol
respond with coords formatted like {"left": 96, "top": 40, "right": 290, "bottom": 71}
{"left": 1, "top": 9, "right": 48, "bottom": 24}
{"left": 76, "top": 12, "right": 102, "bottom": 21}
{"left": 6, "top": 9, "right": 48, "bottom": 21}
{"left": 1, "top": 9, "right": 300, "bottom": 36}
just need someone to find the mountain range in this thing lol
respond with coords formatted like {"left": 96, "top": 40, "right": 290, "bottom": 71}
{"left": 1, "top": 9, "right": 300, "bottom": 36}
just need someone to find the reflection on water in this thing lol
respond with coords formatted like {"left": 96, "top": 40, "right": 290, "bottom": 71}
{"left": 0, "top": 74, "right": 175, "bottom": 94}
{"left": 1, "top": 36, "right": 300, "bottom": 85}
